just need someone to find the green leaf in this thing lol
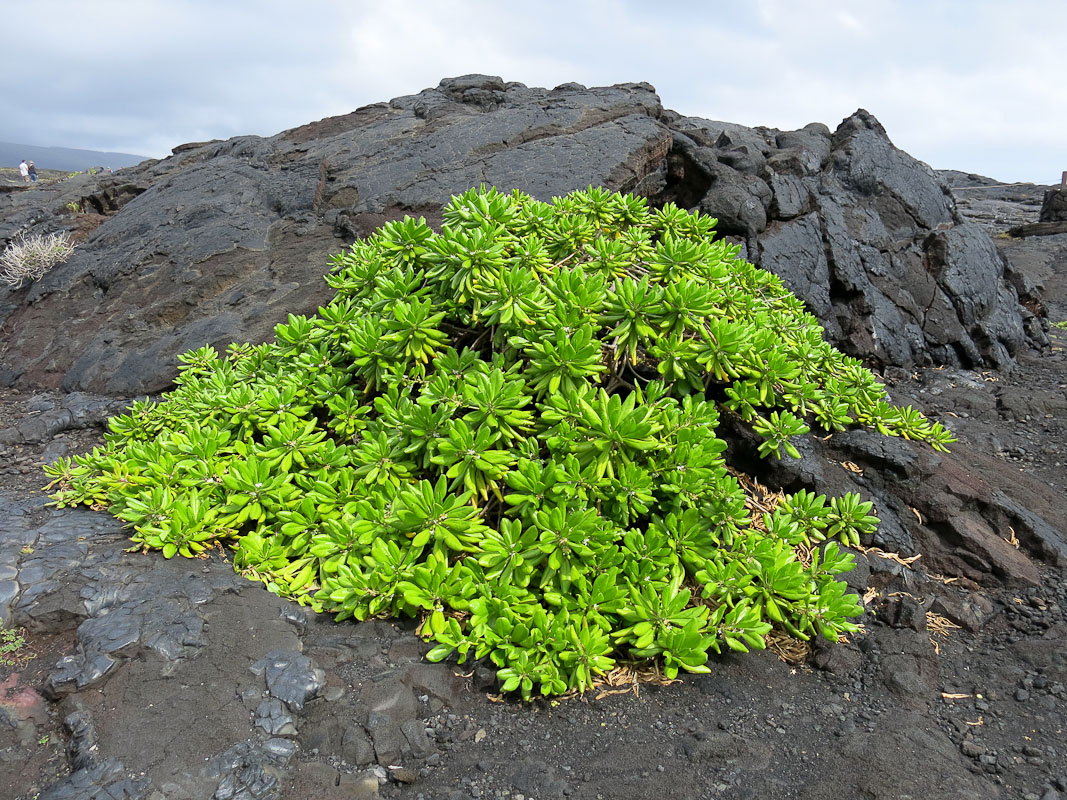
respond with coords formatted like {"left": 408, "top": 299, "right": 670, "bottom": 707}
{"left": 47, "top": 185, "right": 954, "bottom": 700}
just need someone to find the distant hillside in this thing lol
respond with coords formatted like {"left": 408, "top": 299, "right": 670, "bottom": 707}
{"left": 0, "top": 141, "right": 150, "bottom": 172}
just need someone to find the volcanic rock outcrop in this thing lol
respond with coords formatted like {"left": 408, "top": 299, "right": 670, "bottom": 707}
{"left": 1040, "top": 186, "right": 1067, "bottom": 222}
{"left": 2, "top": 77, "right": 1067, "bottom": 800}
{"left": 667, "top": 110, "right": 1040, "bottom": 367}
{"left": 0, "top": 75, "right": 1041, "bottom": 395}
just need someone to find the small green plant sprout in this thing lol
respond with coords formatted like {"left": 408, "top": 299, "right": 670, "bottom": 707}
{"left": 44, "top": 186, "right": 956, "bottom": 699}
{"left": 65, "top": 201, "right": 84, "bottom": 214}
{"left": 1051, "top": 320, "right": 1067, "bottom": 330}
{"left": 0, "top": 231, "right": 75, "bottom": 288}
{"left": 1, "top": 627, "right": 35, "bottom": 667}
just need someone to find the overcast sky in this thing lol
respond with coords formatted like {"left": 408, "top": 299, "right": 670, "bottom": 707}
{"left": 3, "top": 0, "right": 1064, "bottom": 184}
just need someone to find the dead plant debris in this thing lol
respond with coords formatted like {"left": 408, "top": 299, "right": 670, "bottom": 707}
{"left": 859, "top": 546, "right": 922, "bottom": 568}
{"left": 765, "top": 629, "right": 812, "bottom": 665}
{"left": 927, "top": 612, "right": 961, "bottom": 653}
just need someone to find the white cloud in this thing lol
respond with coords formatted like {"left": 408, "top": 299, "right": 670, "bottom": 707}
{"left": 0, "top": 0, "right": 1063, "bottom": 181}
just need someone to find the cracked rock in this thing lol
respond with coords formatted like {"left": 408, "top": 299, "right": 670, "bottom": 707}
{"left": 250, "top": 649, "right": 325, "bottom": 711}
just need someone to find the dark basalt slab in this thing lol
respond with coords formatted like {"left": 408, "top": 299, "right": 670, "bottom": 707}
{"left": 0, "top": 488, "right": 467, "bottom": 799}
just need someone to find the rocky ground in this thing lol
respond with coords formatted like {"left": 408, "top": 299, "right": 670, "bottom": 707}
{"left": 0, "top": 182, "right": 1065, "bottom": 800}
{"left": 0, "top": 168, "right": 70, "bottom": 189}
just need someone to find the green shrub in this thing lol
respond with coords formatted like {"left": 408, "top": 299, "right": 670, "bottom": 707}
{"left": 0, "top": 231, "right": 75, "bottom": 288}
{"left": 45, "top": 186, "right": 953, "bottom": 698}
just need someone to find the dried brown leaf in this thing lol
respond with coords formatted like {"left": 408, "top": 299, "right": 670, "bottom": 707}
{"left": 765, "top": 629, "right": 811, "bottom": 665}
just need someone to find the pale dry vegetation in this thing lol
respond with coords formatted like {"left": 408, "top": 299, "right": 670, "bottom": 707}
{"left": 0, "top": 231, "right": 75, "bottom": 288}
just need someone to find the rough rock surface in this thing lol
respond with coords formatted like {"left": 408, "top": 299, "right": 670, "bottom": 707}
{"left": 1040, "top": 187, "right": 1067, "bottom": 223}
{"left": 0, "top": 80, "right": 1065, "bottom": 800}
{"left": 943, "top": 171, "right": 1050, "bottom": 234}
{"left": 665, "top": 111, "right": 1041, "bottom": 369}
{"left": 0, "top": 77, "right": 1040, "bottom": 396}
{"left": 0, "top": 77, "right": 668, "bottom": 395}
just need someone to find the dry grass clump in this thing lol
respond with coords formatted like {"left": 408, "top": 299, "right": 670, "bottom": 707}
{"left": 0, "top": 231, "right": 75, "bottom": 288}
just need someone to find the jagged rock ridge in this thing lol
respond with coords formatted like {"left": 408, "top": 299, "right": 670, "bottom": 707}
{"left": 0, "top": 75, "right": 1042, "bottom": 395}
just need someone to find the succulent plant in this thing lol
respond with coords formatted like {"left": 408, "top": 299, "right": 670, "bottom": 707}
{"left": 45, "top": 185, "right": 954, "bottom": 699}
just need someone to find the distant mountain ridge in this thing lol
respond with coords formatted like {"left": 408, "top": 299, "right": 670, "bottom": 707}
{"left": 0, "top": 141, "right": 150, "bottom": 172}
